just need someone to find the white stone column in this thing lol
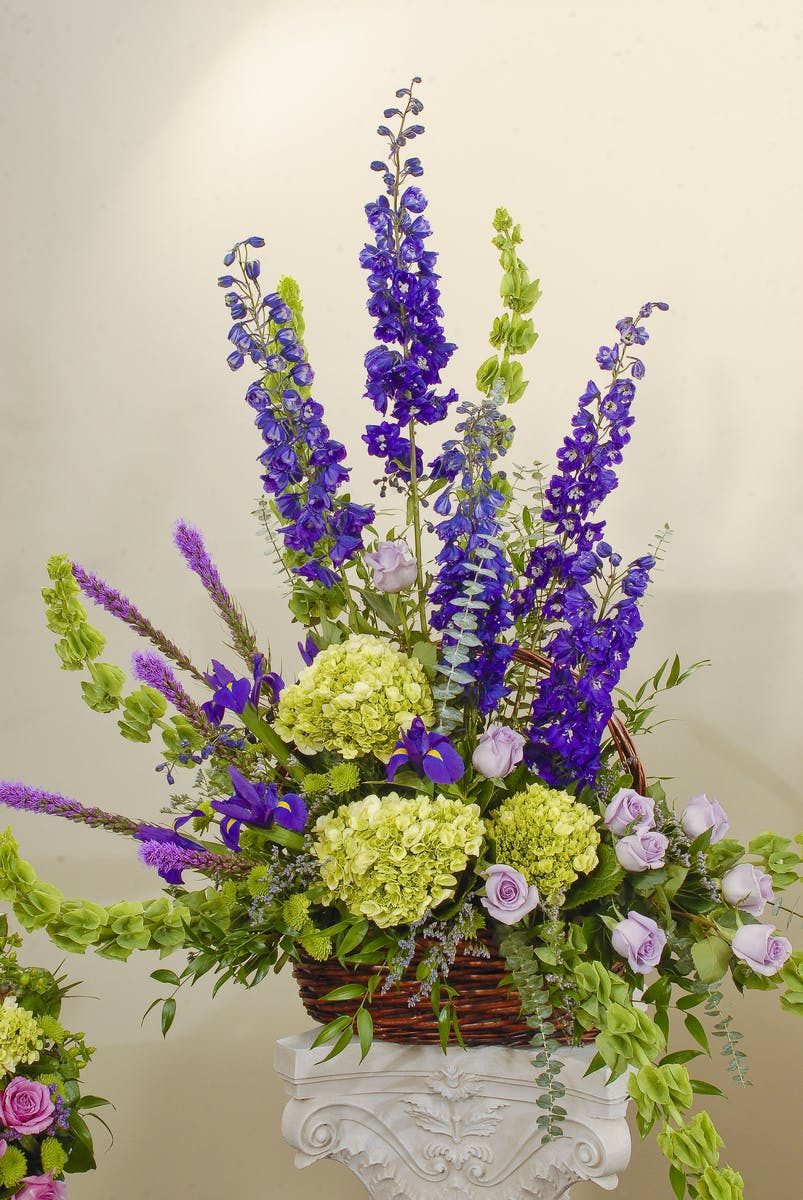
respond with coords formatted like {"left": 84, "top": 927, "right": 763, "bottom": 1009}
{"left": 275, "top": 1031, "right": 631, "bottom": 1199}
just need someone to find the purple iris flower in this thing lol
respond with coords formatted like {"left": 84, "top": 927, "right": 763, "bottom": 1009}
{"left": 386, "top": 717, "right": 464, "bottom": 785}
{"left": 297, "top": 634, "right": 319, "bottom": 666}
{"left": 134, "top": 824, "right": 204, "bottom": 885}
{"left": 210, "top": 766, "right": 307, "bottom": 852}
{"left": 202, "top": 659, "right": 251, "bottom": 724}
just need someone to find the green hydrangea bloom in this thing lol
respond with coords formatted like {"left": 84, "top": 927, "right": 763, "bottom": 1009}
{"left": 275, "top": 634, "right": 434, "bottom": 760}
{"left": 312, "top": 791, "right": 485, "bottom": 927}
{"left": 486, "top": 781, "right": 599, "bottom": 899}
{"left": 0, "top": 996, "right": 45, "bottom": 1075}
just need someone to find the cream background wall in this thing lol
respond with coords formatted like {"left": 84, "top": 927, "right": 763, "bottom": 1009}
{"left": 1, "top": 1, "right": 801, "bottom": 1196}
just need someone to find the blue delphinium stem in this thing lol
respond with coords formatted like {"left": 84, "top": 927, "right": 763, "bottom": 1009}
{"left": 219, "top": 245, "right": 373, "bottom": 591}
{"left": 515, "top": 303, "right": 668, "bottom": 787}
{"left": 71, "top": 562, "right": 206, "bottom": 684}
{"left": 361, "top": 79, "right": 459, "bottom": 632}
{"left": 172, "top": 520, "right": 262, "bottom": 669}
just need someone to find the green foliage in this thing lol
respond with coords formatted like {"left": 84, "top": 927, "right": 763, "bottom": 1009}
{"left": 704, "top": 989, "right": 750, "bottom": 1086}
{"left": 564, "top": 843, "right": 624, "bottom": 908}
{"left": 81, "top": 660, "right": 126, "bottom": 713}
{"left": 695, "top": 1164, "right": 745, "bottom": 1200}
{"left": 691, "top": 936, "right": 731, "bottom": 985}
{"left": 615, "top": 652, "right": 709, "bottom": 740}
{"left": 499, "top": 928, "right": 566, "bottom": 1141}
{"left": 573, "top": 960, "right": 629, "bottom": 1031}
{"left": 42, "top": 555, "right": 105, "bottom": 670}
{"left": 596, "top": 1002, "right": 666, "bottom": 1080}
{"left": 748, "top": 832, "right": 802, "bottom": 890}
{"left": 778, "top": 951, "right": 803, "bottom": 1014}
{"left": 628, "top": 1062, "right": 693, "bottom": 1135}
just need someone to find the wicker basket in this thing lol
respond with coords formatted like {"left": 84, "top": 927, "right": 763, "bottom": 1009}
{"left": 293, "top": 646, "right": 644, "bottom": 1046}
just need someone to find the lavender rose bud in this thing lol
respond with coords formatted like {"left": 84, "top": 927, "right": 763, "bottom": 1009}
{"left": 0, "top": 1078, "right": 55, "bottom": 1135}
{"left": 615, "top": 828, "right": 669, "bottom": 872}
{"left": 721, "top": 864, "right": 775, "bottom": 917}
{"left": 15, "top": 1175, "right": 66, "bottom": 1200}
{"left": 472, "top": 725, "right": 526, "bottom": 779}
{"left": 363, "top": 541, "right": 418, "bottom": 593}
{"left": 681, "top": 793, "right": 729, "bottom": 843}
{"left": 611, "top": 911, "right": 667, "bottom": 973}
{"left": 481, "top": 865, "right": 540, "bottom": 926}
{"left": 731, "top": 923, "right": 792, "bottom": 977}
{"left": 603, "top": 788, "right": 655, "bottom": 835}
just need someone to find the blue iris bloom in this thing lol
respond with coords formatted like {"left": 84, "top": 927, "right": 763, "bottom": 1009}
{"left": 386, "top": 717, "right": 464, "bottom": 785}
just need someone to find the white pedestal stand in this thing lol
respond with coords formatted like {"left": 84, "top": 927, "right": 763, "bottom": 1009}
{"left": 275, "top": 1032, "right": 631, "bottom": 1199}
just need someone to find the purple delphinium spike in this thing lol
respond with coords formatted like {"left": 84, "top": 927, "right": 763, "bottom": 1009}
{"left": 514, "top": 304, "right": 668, "bottom": 788}
{"left": 172, "top": 521, "right": 262, "bottom": 669}
{"left": 131, "top": 650, "right": 218, "bottom": 739}
{"left": 72, "top": 562, "right": 206, "bottom": 684}
{"left": 361, "top": 81, "right": 458, "bottom": 485}
{"left": 0, "top": 781, "right": 141, "bottom": 838}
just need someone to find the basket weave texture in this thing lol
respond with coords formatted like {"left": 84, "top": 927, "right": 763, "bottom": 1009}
{"left": 293, "top": 933, "right": 595, "bottom": 1047}
{"left": 293, "top": 646, "right": 644, "bottom": 1046}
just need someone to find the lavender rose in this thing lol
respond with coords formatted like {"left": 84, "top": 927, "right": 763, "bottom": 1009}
{"left": 615, "top": 828, "right": 669, "bottom": 872}
{"left": 472, "top": 725, "right": 526, "bottom": 779}
{"left": 0, "top": 1078, "right": 54, "bottom": 1135}
{"left": 15, "top": 1175, "right": 66, "bottom": 1200}
{"left": 731, "top": 924, "right": 792, "bottom": 977}
{"left": 680, "top": 794, "right": 729, "bottom": 843}
{"left": 363, "top": 541, "right": 418, "bottom": 593}
{"left": 603, "top": 788, "right": 655, "bottom": 835}
{"left": 481, "top": 865, "right": 540, "bottom": 925}
{"left": 721, "top": 864, "right": 775, "bottom": 917}
{"left": 611, "top": 911, "right": 667, "bottom": 973}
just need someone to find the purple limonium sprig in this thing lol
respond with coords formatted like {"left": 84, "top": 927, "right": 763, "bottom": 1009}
{"left": 136, "top": 832, "right": 255, "bottom": 886}
{"left": 71, "top": 562, "right": 206, "bottom": 684}
{"left": 428, "top": 387, "right": 517, "bottom": 716}
{"left": 219, "top": 243, "right": 374, "bottom": 589}
{"left": 131, "top": 650, "right": 218, "bottom": 739}
{"left": 361, "top": 80, "right": 458, "bottom": 485}
{"left": 0, "top": 781, "right": 141, "bottom": 838}
{"left": 172, "top": 520, "right": 262, "bottom": 668}
{"left": 386, "top": 717, "right": 464, "bottom": 785}
{"left": 515, "top": 303, "right": 668, "bottom": 788}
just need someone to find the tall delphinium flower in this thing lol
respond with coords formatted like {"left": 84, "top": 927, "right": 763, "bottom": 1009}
{"left": 514, "top": 303, "right": 668, "bottom": 788}
{"left": 220, "top": 251, "right": 374, "bottom": 594}
{"left": 172, "top": 520, "right": 262, "bottom": 668}
{"left": 360, "top": 79, "right": 459, "bottom": 631}
{"left": 428, "top": 210, "right": 541, "bottom": 725}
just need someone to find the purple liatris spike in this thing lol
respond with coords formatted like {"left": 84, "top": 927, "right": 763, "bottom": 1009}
{"left": 172, "top": 521, "right": 261, "bottom": 668}
{"left": 71, "top": 562, "right": 206, "bottom": 683}
{"left": 131, "top": 650, "right": 217, "bottom": 737}
{"left": 0, "top": 781, "right": 141, "bottom": 837}
{"left": 135, "top": 828, "right": 253, "bottom": 885}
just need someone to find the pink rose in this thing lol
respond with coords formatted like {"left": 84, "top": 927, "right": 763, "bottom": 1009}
{"left": 471, "top": 725, "right": 526, "bottom": 779}
{"left": 603, "top": 788, "right": 655, "bottom": 835}
{"left": 611, "top": 911, "right": 667, "bottom": 973}
{"left": 731, "top": 924, "right": 792, "bottom": 977}
{"left": 721, "top": 864, "right": 775, "bottom": 917}
{"left": 0, "top": 1078, "right": 54, "bottom": 1136}
{"left": 680, "top": 794, "right": 729, "bottom": 843}
{"left": 0, "top": 1138, "right": 6, "bottom": 1158}
{"left": 15, "top": 1174, "right": 66, "bottom": 1200}
{"left": 363, "top": 541, "right": 418, "bottom": 593}
{"left": 481, "top": 865, "right": 540, "bottom": 925}
{"left": 615, "top": 828, "right": 668, "bottom": 872}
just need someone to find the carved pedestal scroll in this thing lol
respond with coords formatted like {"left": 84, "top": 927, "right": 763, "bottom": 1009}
{"left": 275, "top": 1032, "right": 631, "bottom": 1199}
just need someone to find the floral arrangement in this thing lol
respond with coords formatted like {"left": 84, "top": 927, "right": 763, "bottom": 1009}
{"left": 0, "top": 913, "right": 108, "bottom": 1198}
{"left": 1, "top": 80, "right": 801, "bottom": 1200}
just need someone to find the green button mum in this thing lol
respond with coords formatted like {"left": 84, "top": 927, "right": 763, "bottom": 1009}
{"left": 486, "top": 781, "right": 600, "bottom": 901}
{"left": 274, "top": 634, "right": 435, "bottom": 760}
